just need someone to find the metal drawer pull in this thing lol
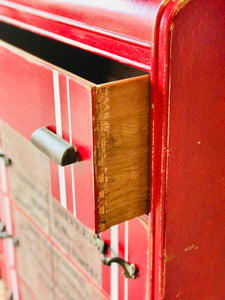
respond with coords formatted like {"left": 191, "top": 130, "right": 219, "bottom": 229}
{"left": 31, "top": 127, "right": 78, "bottom": 166}
{"left": 0, "top": 222, "right": 19, "bottom": 247}
{"left": 94, "top": 234, "right": 138, "bottom": 279}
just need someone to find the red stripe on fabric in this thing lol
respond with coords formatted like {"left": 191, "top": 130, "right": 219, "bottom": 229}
{"left": 17, "top": 274, "right": 37, "bottom": 300}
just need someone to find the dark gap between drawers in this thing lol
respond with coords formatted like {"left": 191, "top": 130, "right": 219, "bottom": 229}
{"left": 0, "top": 21, "right": 147, "bottom": 84}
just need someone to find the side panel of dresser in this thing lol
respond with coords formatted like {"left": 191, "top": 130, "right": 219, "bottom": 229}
{"left": 151, "top": 1, "right": 225, "bottom": 298}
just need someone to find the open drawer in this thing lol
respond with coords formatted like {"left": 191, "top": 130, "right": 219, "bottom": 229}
{"left": 0, "top": 27, "right": 150, "bottom": 233}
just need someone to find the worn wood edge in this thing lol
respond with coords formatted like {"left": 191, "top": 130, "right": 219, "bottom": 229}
{"left": 94, "top": 75, "right": 150, "bottom": 232}
{"left": 98, "top": 74, "right": 150, "bottom": 88}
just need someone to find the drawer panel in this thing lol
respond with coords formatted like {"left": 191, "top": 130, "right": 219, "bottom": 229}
{"left": 12, "top": 205, "right": 104, "bottom": 300}
{"left": 0, "top": 127, "right": 151, "bottom": 299}
{"left": 0, "top": 39, "right": 150, "bottom": 232}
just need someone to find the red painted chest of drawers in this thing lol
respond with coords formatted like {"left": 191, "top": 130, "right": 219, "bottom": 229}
{"left": 0, "top": 1, "right": 224, "bottom": 299}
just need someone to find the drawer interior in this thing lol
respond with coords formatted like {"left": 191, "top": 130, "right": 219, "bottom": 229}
{"left": 0, "top": 22, "right": 146, "bottom": 84}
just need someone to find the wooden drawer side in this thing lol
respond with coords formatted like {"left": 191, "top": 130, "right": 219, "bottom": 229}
{"left": 94, "top": 76, "right": 150, "bottom": 232}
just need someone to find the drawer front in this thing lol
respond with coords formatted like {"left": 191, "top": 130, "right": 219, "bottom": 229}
{"left": 0, "top": 40, "right": 150, "bottom": 232}
{"left": 0, "top": 40, "right": 96, "bottom": 230}
{"left": 0, "top": 120, "right": 103, "bottom": 285}
{"left": 12, "top": 205, "right": 104, "bottom": 300}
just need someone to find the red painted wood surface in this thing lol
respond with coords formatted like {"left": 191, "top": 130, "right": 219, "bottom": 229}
{"left": 0, "top": 42, "right": 95, "bottom": 230}
{"left": 150, "top": 0, "right": 225, "bottom": 299}
{"left": 0, "top": 0, "right": 164, "bottom": 70}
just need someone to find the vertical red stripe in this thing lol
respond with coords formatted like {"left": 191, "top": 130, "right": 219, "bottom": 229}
{"left": 118, "top": 223, "right": 125, "bottom": 300}
{"left": 69, "top": 79, "right": 95, "bottom": 229}
{"left": 101, "top": 229, "right": 111, "bottom": 298}
{"left": 127, "top": 218, "right": 149, "bottom": 300}
{"left": 58, "top": 74, "right": 70, "bottom": 142}
{"left": 50, "top": 160, "right": 60, "bottom": 202}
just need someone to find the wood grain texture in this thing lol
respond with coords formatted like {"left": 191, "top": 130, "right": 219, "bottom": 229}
{"left": 94, "top": 76, "right": 150, "bottom": 232}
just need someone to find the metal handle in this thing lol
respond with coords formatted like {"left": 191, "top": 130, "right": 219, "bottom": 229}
{"left": 31, "top": 127, "right": 78, "bottom": 166}
{"left": 0, "top": 222, "right": 19, "bottom": 247}
{"left": 94, "top": 234, "right": 138, "bottom": 279}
